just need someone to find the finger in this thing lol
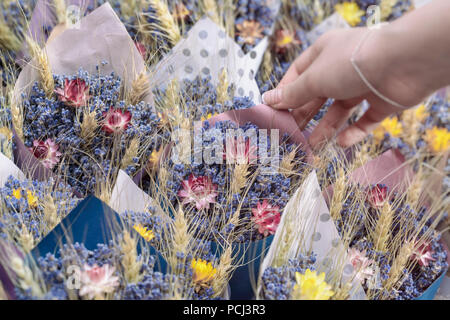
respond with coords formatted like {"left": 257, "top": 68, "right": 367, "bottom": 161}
{"left": 278, "top": 45, "right": 322, "bottom": 87}
{"left": 337, "top": 104, "right": 390, "bottom": 148}
{"left": 291, "top": 98, "right": 327, "bottom": 130}
{"left": 309, "top": 98, "right": 363, "bottom": 149}
{"left": 262, "top": 69, "right": 319, "bottom": 109}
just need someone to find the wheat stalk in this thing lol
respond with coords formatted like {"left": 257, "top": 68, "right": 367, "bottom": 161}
{"left": 330, "top": 167, "right": 346, "bottom": 220}
{"left": 201, "top": 0, "right": 220, "bottom": 25}
{"left": 0, "top": 21, "right": 21, "bottom": 52}
{"left": 169, "top": 208, "right": 191, "bottom": 271}
{"left": 216, "top": 69, "right": 230, "bottom": 105}
{"left": 383, "top": 242, "right": 415, "bottom": 295}
{"left": 54, "top": 0, "right": 67, "bottom": 25}
{"left": 211, "top": 246, "right": 233, "bottom": 297}
{"left": 406, "top": 166, "right": 423, "bottom": 208}
{"left": 128, "top": 71, "right": 150, "bottom": 106}
{"left": 11, "top": 255, "right": 43, "bottom": 297}
{"left": 373, "top": 202, "right": 394, "bottom": 252}
{"left": 280, "top": 149, "right": 296, "bottom": 177}
{"left": 80, "top": 109, "right": 98, "bottom": 142}
{"left": 147, "top": 0, "right": 181, "bottom": 46}
{"left": 19, "top": 225, "right": 34, "bottom": 252}
{"left": 26, "top": 37, "right": 54, "bottom": 98}
{"left": 10, "top": 100, "right": 24, "bottom": 140}
{"left": 121, "top": 231, "right": 143, "bottom": 283}
{"left": 43, "top": 194, "right": 59, "bottom": 229}
{"left": 122, "top": 137, "right": 140, "bottom": 169}
{"left": 261, "top": 50, "right": 273, "bottom": 84}
{"left": 231, "top": 164, "right": 249, "bottom": 194}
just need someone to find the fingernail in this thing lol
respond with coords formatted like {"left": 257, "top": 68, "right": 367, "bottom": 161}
{"left": 262, "top": 89, "right": 282, "bottom": 106}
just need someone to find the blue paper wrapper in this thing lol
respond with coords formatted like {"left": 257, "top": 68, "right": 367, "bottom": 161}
{"left": 31, "top": 195, "right": 167, "bottom": 272}
{"left": 415, "top": 270, "right": 448, "bottom": 300}
{"left": 211, "top": 235, "right": 274, "bottom": 300}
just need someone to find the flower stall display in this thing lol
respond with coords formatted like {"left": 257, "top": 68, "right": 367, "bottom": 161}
{"left": 0, "top": 237, "right": 221, "bottom": 300}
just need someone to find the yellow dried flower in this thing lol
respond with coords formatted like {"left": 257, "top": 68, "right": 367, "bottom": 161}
{"left": 191, "top": 259, "right": 217, "bottom": 287}
{"left": 424, "top": 127, "right": 450, "bottom": 153}
{"left": 133, "top": 224, "right": 155, "bottom": 242}
{"left": 11, "top": 189, "right": 38, "bottom": 208}
{"left": 373, "top": 117, "right": 403, "bottom": 143}
{"left": 236, "top": 20, "right": 264, "bottom": 45}
{"left": 291, "top": 269, "right": 334, "bottom": 300}
{"left": 335, "top": 2, "right": 365, "bottom": 27}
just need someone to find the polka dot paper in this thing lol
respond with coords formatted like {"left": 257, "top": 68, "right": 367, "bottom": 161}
{"left": 306, "top": 12, "right": 350, "bottom": 44}
{"left": 150, "top": 16, "right": 270, "bottom": 104}
{"left": 258, "top": 171, "right": 367, "bottom": 300}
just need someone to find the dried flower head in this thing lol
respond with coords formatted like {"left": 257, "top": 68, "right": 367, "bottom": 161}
{"left": 251, "top": 200, "right": 281, "bottom": 236}
{"left": 79, "top": 264, "right": 120, "bottom": 300}
{"left": 424, "top": 127, "right": 450, "bottom": 153}
{"left": 191, "top": 258, "right": 217, "bottom": 289}
{"left": 236, "top": 20, "right": 264, "bottom": 45}
{"left": 291, "top": 269, "right": 334, "bottom": 300}
{"left": 102, "top": 108, "right": 132, "bottom": 134}
{"left": 29, "top": 139, "right": 62, "bottom": 169}
{"left": 348, "top": 248, "right": 376, "bottom": 282}
{"left": 54, "top": 78, "right": 90, "bottom": 108}
{"left": 335, "top": 2, "right": 365, "bottom": 27}
{"left": 366, "top": 184, "right": 388, "bottom": 209}
{"left": 178, "top": 175, "right": 218, "bottom": 210}
{"left": 133, "top": 224, "right": 155, "bottom": 242}
{"left": 275, "top": 29, "right": 300, "bottom": 54}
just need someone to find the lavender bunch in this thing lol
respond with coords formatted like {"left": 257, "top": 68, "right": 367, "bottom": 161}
{"left": 0, "top": 175, "right": 78, "bottom": 251}
{"left": 20, "top": 66, "right": 168, "bottom": 195}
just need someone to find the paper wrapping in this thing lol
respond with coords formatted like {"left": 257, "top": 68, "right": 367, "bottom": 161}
{"left": 109, "top": 170, "right": 154, "bottom": 215}
{"left": 15, "top": 3, "right": 146, "bottom": 102}
{"left": 0, "top": 152, "right": 25, "bottom": 188}
{"left": 258, "top": 171, "right": 366, "bottom": 300}
{"left": 306, "top": 12, "right": 350, "bottom": 44}
{"left": 151, "top": 16, "right": 269, "bottom": 104}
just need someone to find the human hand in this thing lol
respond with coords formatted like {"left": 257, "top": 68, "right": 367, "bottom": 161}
{"left": 262, "top": 17, "right": 450, "bottom": 149}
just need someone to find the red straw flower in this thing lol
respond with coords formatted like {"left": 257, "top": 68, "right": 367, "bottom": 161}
{"left": 29, "top": 139, "right": 61, "bottom": 169}
{"left": 224, "top": 136, "right": 258, "bottom": 165}
{"left": 102, "top": 108, "right": 132, "bottom": 134}
{"left": 366, "top": 184, "right": 388, "bottom": 209}
{"left": 55, "top": 78, "right": 90, "bottom": 107}
{"left": 252, "top": 200, "right": 281, "bottom": 236}
{"left": 411, "top": 242, "right": 436, "bottom": 267}
{"left": 178, "top": 175, "right": 218, "bottom": 210}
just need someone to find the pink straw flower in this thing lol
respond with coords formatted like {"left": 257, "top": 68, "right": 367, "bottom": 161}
{"left": 54, "top": 78, "right": 90, "bottom": 107}
{"left": 274, "top": 29, "right": 300, "bottom": 54}
{"left": 29, "top": 139, "right": 61, "bottom": 169}
{"left": 79, "top": 264, "right": 119, "bottom": 300}
{"left": 102, "top": 108, "right": 132, "bottom": 134}
{"left": 224, "top": 136, "right": 258, "bottom": 165}
{"left": 348, "top": 248, "right": 376, "bottom": 282}
{"left": 366, "top": 184, "right": 388, "bottom": 209}
{"left": 252, "top": 200, "right": 281, "bottom": 236}
{"left": 178, "top": 175, "right": 218, "bottom": 210}
{"left": 411, "top": 242, "right": 436, "bottom": 267}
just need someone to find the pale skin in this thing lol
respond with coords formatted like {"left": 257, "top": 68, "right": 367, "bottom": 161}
{"left": 262, "top": 0, "right": 450, "bottom": 149}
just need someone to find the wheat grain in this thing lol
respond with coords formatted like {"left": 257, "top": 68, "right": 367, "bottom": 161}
{"left": 121, "top": 231, "right": 143, "bottom": 283}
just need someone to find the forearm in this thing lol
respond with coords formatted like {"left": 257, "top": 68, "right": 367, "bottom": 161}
{"left": 361, "top": 0, "right": 450, "bottom": 105}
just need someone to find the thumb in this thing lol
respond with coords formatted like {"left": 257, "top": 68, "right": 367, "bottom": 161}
{"left": 262, "top": 71, "right": 319, "bottom": 110}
